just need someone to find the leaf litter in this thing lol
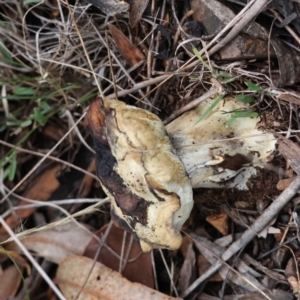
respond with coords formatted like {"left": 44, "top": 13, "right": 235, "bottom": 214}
{"left": 1, "top": 0, "right": 300, "bottom": 299}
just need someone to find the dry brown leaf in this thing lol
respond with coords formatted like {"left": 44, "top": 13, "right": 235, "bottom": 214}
{"left": 276, "top": 177, "right": 295, "bottom": 190}
{"left": 108, "top": 24, "right": 144, "bottom": 66}
{"left": 278, "top": 136, "right": 300, "bottom": 175}
{"left": 0, "top": 164, "right": 62, "bottom": 234}
{"left": 8, "top": 222, "right": 94, "bottom": 264}
{"left": 78, "top": 158, "right": 96, "bottom": 198}
{"left": 285, "top": 258, "right": 298, "bottom": 293}
{"left": 278, "top": 93, "right": 300, "bottom": 105}
{"left": 0, "top": 248, "right": 29, "bottom": 269}
{"left": 84, "top": 223, "right": 154, "bottom": 288}
{"left": 0, "top": 265, "right": 24, "bottom": 298}
{"left": 178, "top": 236, "right": 196, "bottom": 291}
{"left": 42, "top": 124, "right": 66, "bottom": 141}
{"left": 197, "top": 254, "right": 223, "bottom": 282}
{"left": 206, "top": 213, "right": 229, "bottom": 236}
{"left": 129, "top": 0, "right": 149, "bottom": 27}
{"left": 55, "top": 255, "right": 182, "bottom": 300}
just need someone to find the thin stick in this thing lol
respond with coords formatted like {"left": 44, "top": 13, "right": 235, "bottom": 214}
{"left": 182, "top": 176, "right": 300, "bottom": 298}
{"left": 65, "top": 0, "right": 103, "bottom": 97}
{"left": 106, "top": 74, "right": 169, "bottom": 99}
{"left": 163, "top": 87, "right": 220, "bottom": 124}
{"left": 269, "top": 8, "right": 300, "bottom": 46}
{"left": 208, "top": 0, "right": 271, "bottom": 56}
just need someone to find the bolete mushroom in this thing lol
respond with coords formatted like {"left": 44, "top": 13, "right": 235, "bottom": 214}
{"left": 166, "top": 96, "right": 277, "bottom": 190}
{"left": 86, "top": 98, "right": 194, "bottom": 252}
{"left": 87, "top": 95, "right": 277, "bottom": 252}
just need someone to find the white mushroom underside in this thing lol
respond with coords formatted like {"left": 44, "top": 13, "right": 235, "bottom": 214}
{"left": 166, "top": 96, "right": 277, "bottom": 190}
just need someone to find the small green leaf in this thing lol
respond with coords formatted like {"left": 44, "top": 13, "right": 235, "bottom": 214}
{"left": 0, "top": 41, "right": 25, "bottom": 67}
{"left": 6, "top": 120, "right": 22, "bottom": 127}
{"left": 246, "top": 82, "right": 262, "bottom": 92}
{"left": 218, "top": 71, "right": 233, "bottom": 79}
{"left": 236, "top": 95, "right": 255, "bottom": 104}
{"left": 32, "top": 108, "right": 46, "bottom": 126}
{"left": 8, "top": 154, "right": 17, "bottom": 181}
{"left": 0, "top": 41, "right": 13, "bottom": 60}
{"left": 13, "top": 86, "right": 35, "bottom": 96}
{"left": 0, "top": 124, "right": 6, "bottom": 132}
{"left": 197, "top": 94, "right": 225, "bottom": 123}
{"left": 20, "top": 120, "right": 32, "bottom": 127}
{"left": 40, "top": 101, "right": 51, "bottom": 113}
{"left": 227, "top": 110, "right": 259, "bottom": 124}
{"left": 193, "top": 47, "right": 203, "bottom": 61}
{"left": 265, "top": 91, "right": 277, "bottom": 97}
{"left": 24, "top": 0, "right": 43, "bottom": 3}
{"left": 192, "top": 47, "right": 211, "bottom": 70}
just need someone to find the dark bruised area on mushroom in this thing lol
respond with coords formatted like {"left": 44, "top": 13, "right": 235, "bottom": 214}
{"left": 217, "top": 153, "right": 253, "bottom": 171}
{"left": 146, "top": 180, "right": 179, "bottom": 203}
{"left": 87, "top": 99, "right": 151, "bottom": 227}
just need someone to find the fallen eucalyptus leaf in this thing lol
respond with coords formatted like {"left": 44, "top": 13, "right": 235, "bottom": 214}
{"left": 55, "top": 255, "right": 181, "bottom": 300}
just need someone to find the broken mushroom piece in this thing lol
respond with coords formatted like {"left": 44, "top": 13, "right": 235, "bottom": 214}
{"left": 166, "top": 96, "right": 277, "bottom": 190}
{"left": 86, "top": 98, "right": 193, "bottom": 252}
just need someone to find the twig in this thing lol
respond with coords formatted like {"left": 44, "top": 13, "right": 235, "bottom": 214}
{"left": 208, "top": 0, "right": 271, "bottom": 56}
{"left": 163, "top": 87, "right": 220, "bottom": 124}
{"left": 182, "top": 176, "right": 300, "bottom": 298}
{"left": 65, "top": 0, "right": 103, "bottom": 97}
{"left": 269, "top": 8, "right": 300, "bottom": 46}
{"left": 106, "top": 74, "right": 169, "bottom": 99}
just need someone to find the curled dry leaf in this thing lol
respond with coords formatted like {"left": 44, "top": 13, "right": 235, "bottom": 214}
{"left": 86, "top": 98, "right": 193, "bottom": 252}
{"left": 108, "top": 24, "right": 145, "bottom": 66}
{"left": 206, "top": 213, "right": 229, "bottom": 236}
{"left": 55, "top": 255, "right": 182, "bottom": 300}
{"left": 166, "top": 96, "right": 277, "bottom": 190}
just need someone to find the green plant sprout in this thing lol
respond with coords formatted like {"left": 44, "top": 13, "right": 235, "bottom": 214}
{"left": 192, "top": 47, "right": 267, "bottom": 125}
{"left": 196, "top": 93, "right": 226, "bottom": 123}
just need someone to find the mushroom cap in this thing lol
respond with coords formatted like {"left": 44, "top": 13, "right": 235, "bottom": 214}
{"left": 87, "top": 98, "right": 193, "bottom": 252}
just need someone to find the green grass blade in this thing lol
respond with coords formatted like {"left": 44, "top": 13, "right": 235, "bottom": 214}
{"left": 196, "top": 94, "right": 225, "bottom": 124}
